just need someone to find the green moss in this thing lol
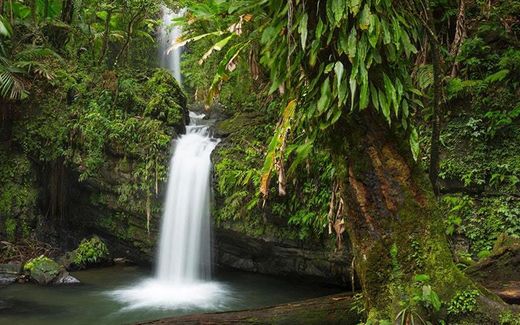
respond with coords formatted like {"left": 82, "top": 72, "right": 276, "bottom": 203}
{"left": 24, "top": 255, "right": 61, "bottom": 284}
{"left": 500, "top": 311, "right": 520, "bottom": 325}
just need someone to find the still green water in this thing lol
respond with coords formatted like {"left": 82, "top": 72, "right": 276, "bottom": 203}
{"left": 0, "top": 266, "right": 340, "bottom": 325}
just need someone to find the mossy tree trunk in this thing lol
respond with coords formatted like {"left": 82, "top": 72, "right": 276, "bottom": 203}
{"left": 331, "top": 111, "right": 505, "bottom": 322}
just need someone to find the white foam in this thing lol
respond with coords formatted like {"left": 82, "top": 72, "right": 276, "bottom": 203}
{"left": 109, "top": 279, "right": 229, "bottom": 310}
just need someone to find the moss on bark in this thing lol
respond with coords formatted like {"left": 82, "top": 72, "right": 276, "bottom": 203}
{"left": 332, "top": 111, "right": 512, "bottom": 323}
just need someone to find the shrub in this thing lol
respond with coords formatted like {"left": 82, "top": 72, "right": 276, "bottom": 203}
{"left": 73, "top": 236, "right": 109, "bottom": 267}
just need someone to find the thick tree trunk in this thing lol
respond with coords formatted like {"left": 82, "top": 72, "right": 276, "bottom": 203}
{"left": 138, "top": 293, "right": 358, "bottom": 325}
{"left": 332, "top": 111, "right": 508, "bottom": 322}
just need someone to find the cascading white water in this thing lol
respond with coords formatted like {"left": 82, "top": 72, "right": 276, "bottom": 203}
{"left": 109, "top": 9, "right": 228, "bottom": 310}
{"left": 156, "top": 112, "right": 217, "bottom": 283}
{"left": 158, "top": 8, "right": 184, "bottom": 83}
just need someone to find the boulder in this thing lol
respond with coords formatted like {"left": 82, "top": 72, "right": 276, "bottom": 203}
{"left": 24, "top": 256, "right": 61, "bottom": 285}
{"left": 0, "top": 263, "right": 22, "bottom": 286}
{"left": 467, "top": 234, "right": 520, "bottom": 304}
{"left": 0, "top": 274, "right": 18, "bottom": 286}
{"left": 53, "top": 271, "right": 80, "bottom": 285}
{"left": 0, "top": 263, "right": 22, "bottom": 275}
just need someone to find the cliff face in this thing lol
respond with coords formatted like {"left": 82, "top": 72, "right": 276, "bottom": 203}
{"left": 0, "top": 68, "right": 188, "bottom": 262}
{"left": 210, "top": 111, "right": 352, "bottom": 287}
{"left": 1, "top": 74, "right": 350, "bottom": 286}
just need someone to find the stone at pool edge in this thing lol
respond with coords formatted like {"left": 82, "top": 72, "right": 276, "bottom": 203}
{"left": 0, "top": 274, "right": 18, "bottom": 286}
{"left": 53, "top": 272, "right": 80, "bottom": 285}
{"left": 0, "top": 263, "right": 22, "bottom": 286}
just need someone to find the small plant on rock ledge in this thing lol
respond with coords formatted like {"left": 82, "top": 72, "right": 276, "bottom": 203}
{"left": 73, "top": 236, "right": 109, "bottom": 268}
{"left": 447, "top": 289, "right": 480, "bottom": 317}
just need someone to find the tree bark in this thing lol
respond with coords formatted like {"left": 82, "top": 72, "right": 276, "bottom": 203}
{"left": 138, "top": 293, "right": 358, "bottom": 325}
{"left": 450, "top": 0, "right": 466, "bottom": 77}
{"left": 30, "top": 0, "right": 36, "bottom": 24}
{"left": 425, "top": 3, "right": 443, "bottom": 197}
{"left": 43, "top": 0, "right": 49, "bottom": 19}
{"left": 332, "top": 111, "right": 508, "bottom": 322}
{"left": 60, "top": 0, "right": 73, "bottom": 24}
{"left": 98, "top": 9, "right": 113, "bottom": 65}
{"left": 114, "top": 11, "right": 143, "bottom": 66}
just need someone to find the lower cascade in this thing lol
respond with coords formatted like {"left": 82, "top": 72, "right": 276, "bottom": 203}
{"left": 110, "top": 113, "right": 228, "bottom": 310}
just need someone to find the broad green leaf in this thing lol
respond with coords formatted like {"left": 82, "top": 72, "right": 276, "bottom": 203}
{"left": 409, "top": 127, "right": 420, "bottom": 161}
{"left": 401, "top": 30, "right": 417, "bottom": 57}
{"left": 359, "top": 65, "right": 369, "bottom": 109}
{"left": 332, "top": 0, "right": 346, "bottom": 25}
{"left": 318, "top": 77, "right": 332, "bottom": 113}
{"left": 315, "top": 18, "right": 325, "bottom": 40}
{"left": 298, "top": 13, "right": 308, "bottom": 49}
{"left": 358, "top": 4, "right": 371, "bottom": 30}
{"left": 334, "top": 61, "right": 344, "bottom": 94}
{"left": 349, "top": 76, "right": 357, "bottom": 111}
{"left": 370, "top": 83, "right": 379, "bottom": 110}
{"left": 348, "top": 0, "right": 362, "bottom": 16}
{"left": 368, "top": 15, "right": 380, "bottom": 47}
{"left": 0, "top": 16, "right": 13, "bottom": 37}
{"left": 199, "top": 34, "right": 235, "bottom": 64}
{"left": 260, "top": 100, "right": 296, "bottom": 197}
{"left": 383, "top": 73, "right": 398, "bottom": 116}
{"left": 379, "top": 88, "right": 390, "bottom": 123}
{"left": 381, "top": 19, "right": 391, "bottom": 44}
{"left": 347, "top": 27, "right": 357, "bottom": 63}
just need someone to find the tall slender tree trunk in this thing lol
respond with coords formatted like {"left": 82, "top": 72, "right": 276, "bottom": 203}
{"left": 43, "top": 0, "right": 49, "bottom": 19}
{"left": 0, "top": 0, "right": 4, "bottom": 16}
{"left": 450, "top": 0, "right": 467, "bottom": 77}
{"left": 425, "top": 5, "right": 443, "bottom": 196}
{"left": 60, "top": 0, "right": 73, "bottom": 24}
{"left": 331, "top": 111, "right": 507, "bottom": 322}
{"left": 30, "top": 0, "right": 36, "bottom": 24}
{"left": 114, "top": 11, "right": 143, "bottom": 66}
{"left": 98, "top": 10, "right": 113, "bottom": 65}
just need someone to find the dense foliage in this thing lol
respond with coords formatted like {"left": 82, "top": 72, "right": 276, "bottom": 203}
{"left": 0, "top": 0, "right": 518, "bottom": 322}
{"left": 0, "top": 0, "right": 187, "bottom": 255}
{"left": 178, "top": 0, "right": 519, "bottom": 322}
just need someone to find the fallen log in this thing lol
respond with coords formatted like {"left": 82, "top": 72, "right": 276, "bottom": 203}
{"left": 138, "top": 293, "right": 358, "bottom": 325}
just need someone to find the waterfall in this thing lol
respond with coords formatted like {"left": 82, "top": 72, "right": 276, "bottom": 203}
{"left": 109, "top": 8, "right": 228, "bottom": 310}
{"left": 156, "top": 112, "right": 218, "bottom": 283}
{"left": 158, "top": 8, "right": 184, "bottom": 83}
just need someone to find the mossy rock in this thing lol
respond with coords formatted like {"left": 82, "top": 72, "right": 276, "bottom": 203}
{"left": 144, "top": 69, "right": 188, "bottom": 131}
{"left": 24, "top": 256, "right": 61, "bottom": 285}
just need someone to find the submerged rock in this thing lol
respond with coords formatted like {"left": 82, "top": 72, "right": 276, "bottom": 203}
{"left": 0, "top": 263, "right": 22, "bottom": 275}
{"left": 0, "top": 263, "right": 22, "bottom": 286}
{"left": 53, "top": 272, "right": 80, "bottom": 285}
{"left": 0, "top": 274, "right": 18, "bottom": 286}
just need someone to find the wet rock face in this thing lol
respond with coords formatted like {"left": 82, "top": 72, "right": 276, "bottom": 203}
{"left": 53, "top": 273, "right": 80, "bottom": 285}
{"left": 467, "top": 235, "right": 520, "bottom": 304}
{"left": 215, "top": 228, "right": 351, "bottom": 287}
{"left": 0, "top": 263, "right": 21, "bottom": 286}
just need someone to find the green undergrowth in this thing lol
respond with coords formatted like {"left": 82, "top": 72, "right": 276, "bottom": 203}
{"left": 73, "top": 236, "right": 109, "bottom": 268}
{"left": 2, "top": 65, "right": 187, "bottom": 248}
{"left": 0, "top": 146, "right": 39, "bottom": 241}
{"left": 212, "top": 109, "right": 335, "bottom": 242}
